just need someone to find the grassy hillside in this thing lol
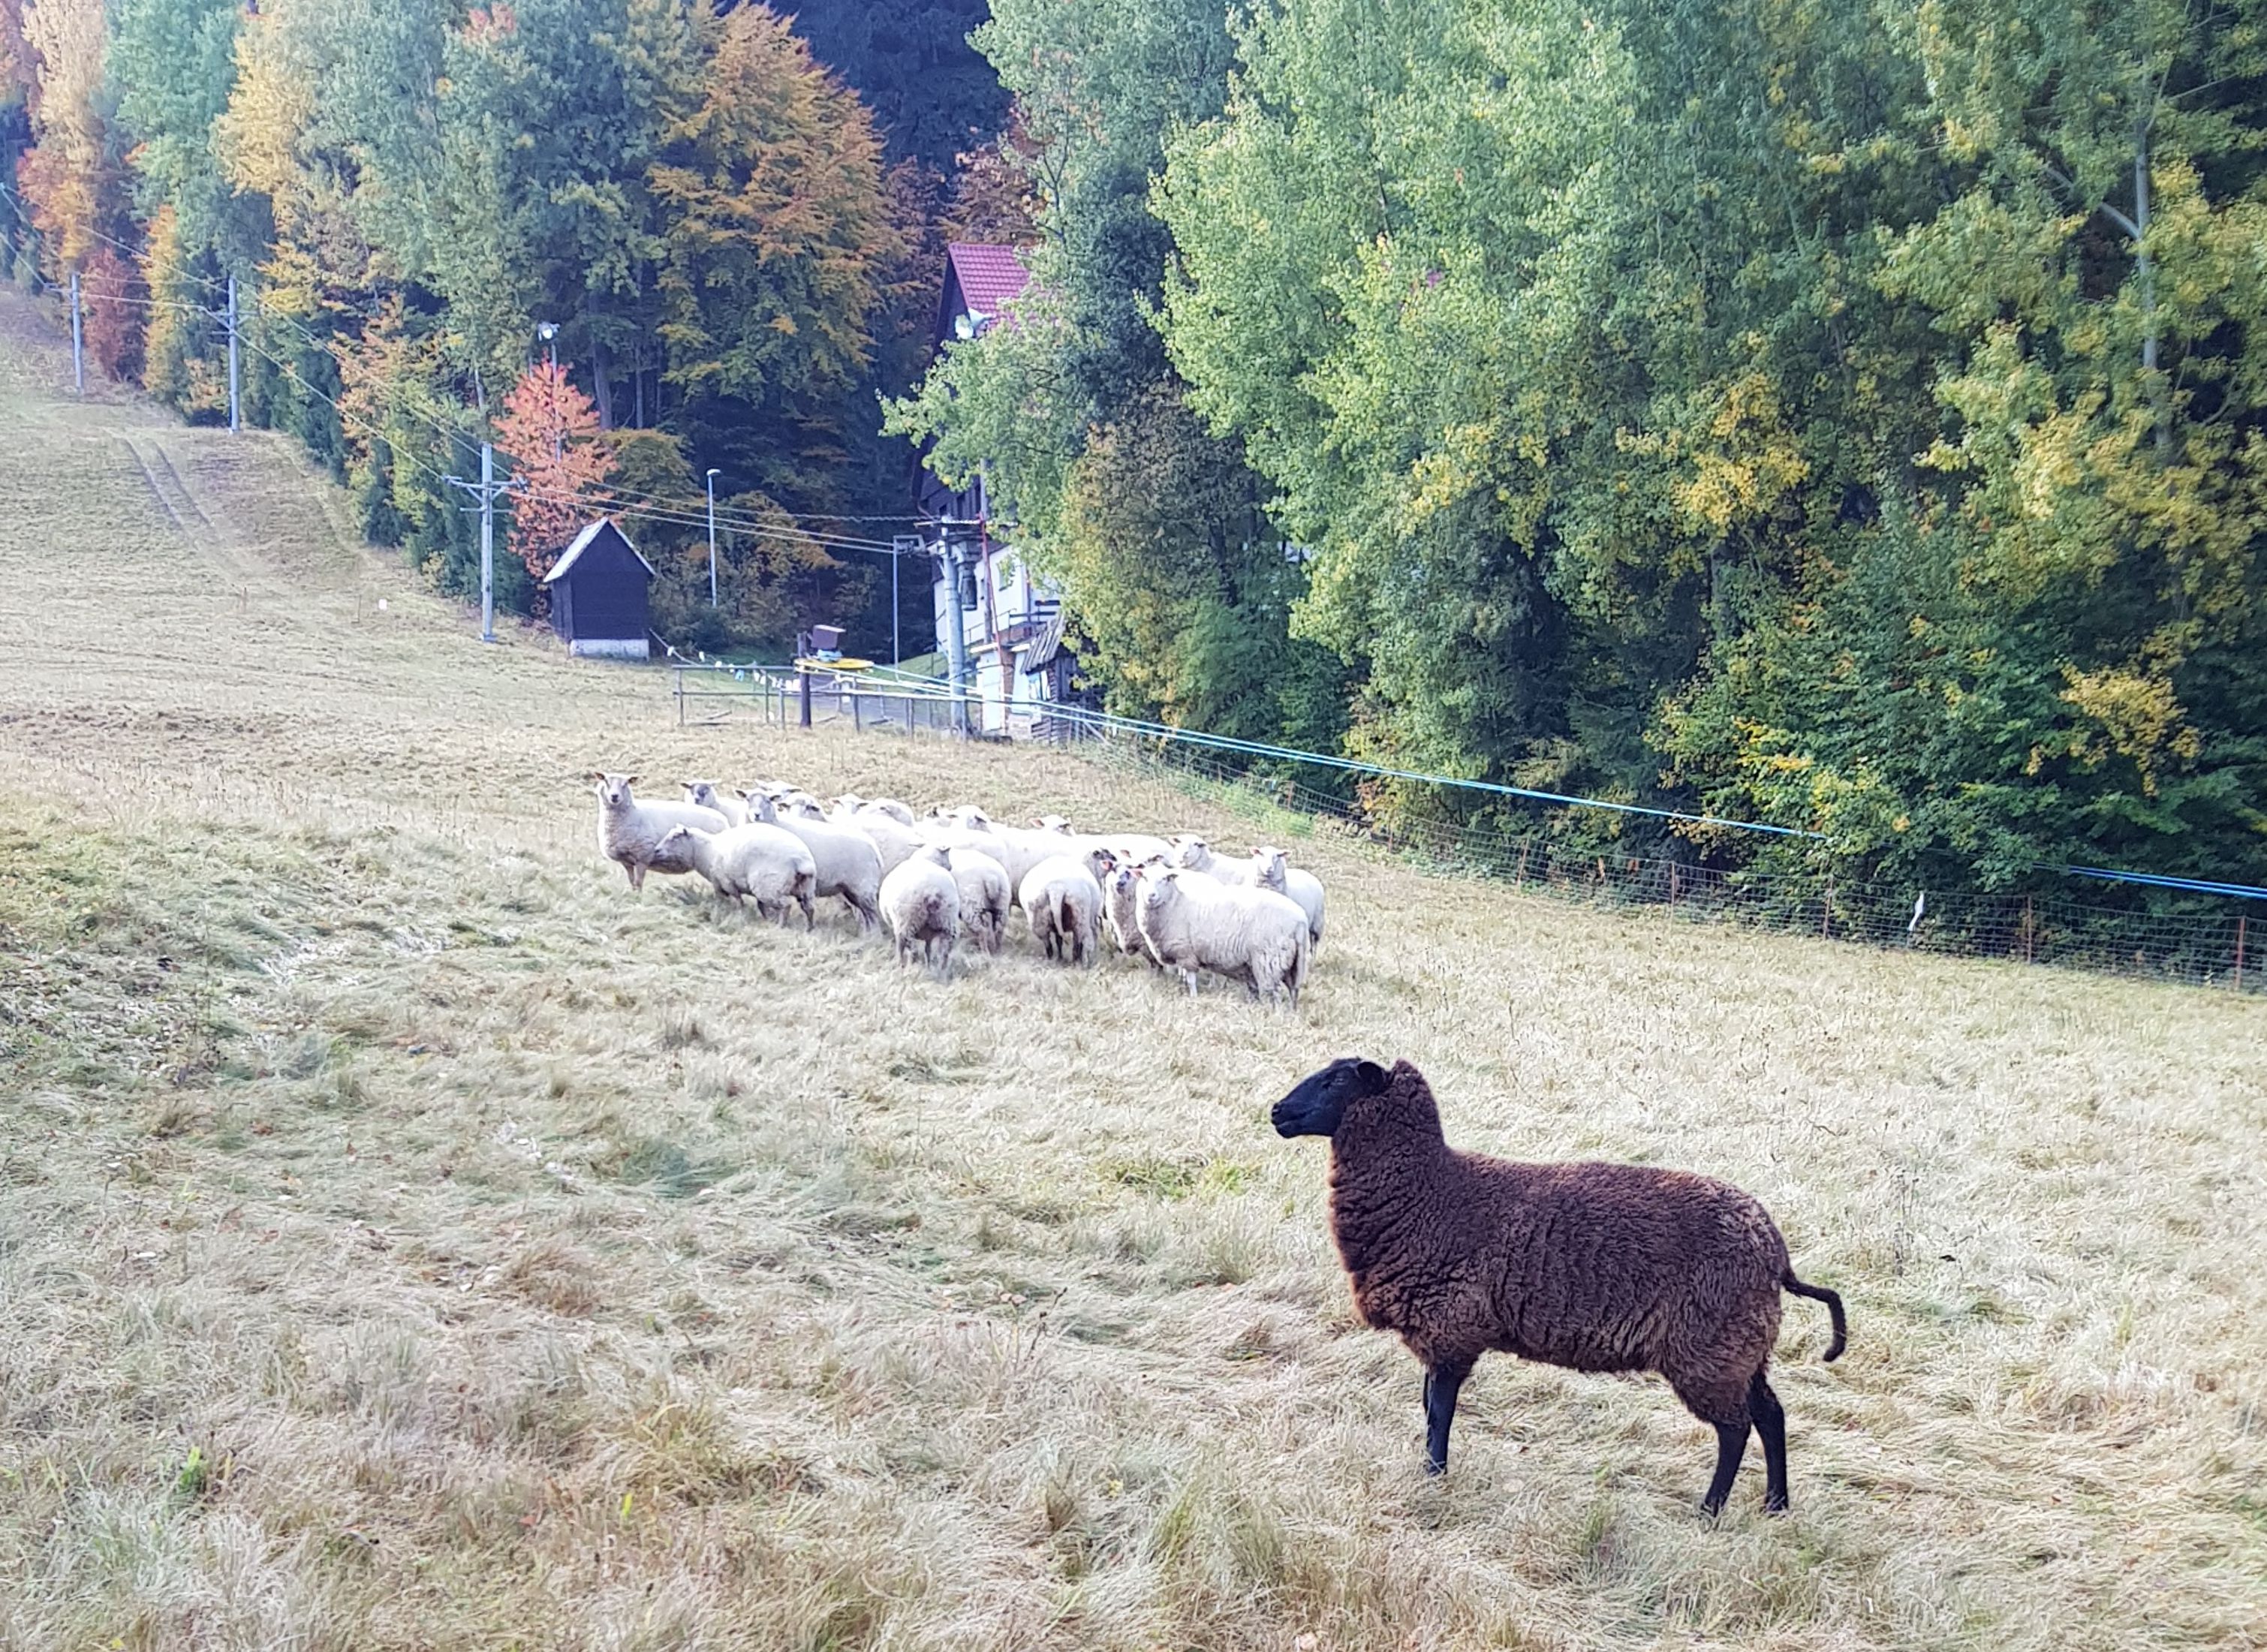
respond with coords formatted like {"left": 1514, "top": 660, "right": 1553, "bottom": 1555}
{"left": 1, "top": 293, "right": 2262, "bottom": 1652}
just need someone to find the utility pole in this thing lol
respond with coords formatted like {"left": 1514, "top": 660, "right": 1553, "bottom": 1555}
{"left": 537, "top": 323, "right": 561, "bottom": 461}
{"left": 444, "top": 443, "right": 511, "bottom": 644}
{"left": 69, "top": 270, "right": 83, "bottom": 393}
{"left": 705, "top": 468, "right": 721, "bottom": 607}
{"left": 892, "top": 534, "right": 925, "bottom": 669}
{"left": 940, "top": 517, "right": 971, "bottom": 736}
{"left": 225, "top": 275, "right": 240, "bottom": 432}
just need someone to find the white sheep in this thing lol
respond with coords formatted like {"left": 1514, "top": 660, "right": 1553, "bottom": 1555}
{"left": 656, "top": 823, "right": 817, "bottom": 925}
{"left": 1031, "top": 816, "right": 1176, "bottom": 872}
{"left": 684, "top": 780, "right": 751, "bottom": 827}
{"left": 1019, "top": 854, "right": 1103, "bottom": 964}
{"left": 748, "top": 793, "right": 884, "bottom": 931}
{"left": 1102, "top": 857, "right": 1169, "bottom": 967}
{"left": 880, "top": 845, "right": 961, "bottom": 975}
{"left": 944, "top": 847, "right": 1013, "bottom": 955}
{"left": 1137, "top": 868, "right": 1311, "bottom": 1007}
{"left": 589, "top": 772, "right": 727, "bottom": 891}
{"left": 832, "top": 802, "right": 926, "bottom": 878}
{"left": 1251, "top": 845, "right": 1326, "bottom": 949}
{"left": 1170, "top": 834, "right": 1256, "bottom": 887}
{"left": 856, "top": 796, "right": 918, "bottom": 827}
{"left": 934, "top": 817, "right": 1055, "bottom": 906}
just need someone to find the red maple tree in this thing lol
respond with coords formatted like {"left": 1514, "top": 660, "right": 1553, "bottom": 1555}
{"left": 495, "top": 360, "right": 612, "bottom": 585}
{"left": 79, "top": 242, "right": 146, "bottom": 382}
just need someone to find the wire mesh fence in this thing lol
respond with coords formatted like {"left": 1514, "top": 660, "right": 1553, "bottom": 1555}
{"left": 666, "top": 660, "right": 2262, "bottom": 995}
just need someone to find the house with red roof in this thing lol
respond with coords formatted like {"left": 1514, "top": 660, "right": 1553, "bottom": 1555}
{"left": 914, "top": 241, "right": 1086, "bottom": 737}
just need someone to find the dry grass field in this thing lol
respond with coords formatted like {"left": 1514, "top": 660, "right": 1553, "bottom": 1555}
{"left": 2, "top": 292, "right": 2262, "bottom": 1652}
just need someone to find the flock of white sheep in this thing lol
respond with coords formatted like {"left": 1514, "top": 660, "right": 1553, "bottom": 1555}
{"left": 586, "top": 772, "right": 1326, "bottom": 1007}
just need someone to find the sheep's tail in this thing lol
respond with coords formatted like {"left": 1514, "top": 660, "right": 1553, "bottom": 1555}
{"left": 1783, "top": 1270, "right": 1847, "bottom": 1362}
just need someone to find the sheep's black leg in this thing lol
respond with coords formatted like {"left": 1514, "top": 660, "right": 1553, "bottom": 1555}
{"left": 1423, "top": 1359, "right": 1471, "bottom": 1475}
{"left": 1701, "top": 1422, "right": 1750, "bottom": 1516}
{"left": 1748, "top": 1371, "right": 1789, "bottom": 1513}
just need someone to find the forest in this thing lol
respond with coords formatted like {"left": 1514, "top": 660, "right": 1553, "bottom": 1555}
{"left": 6, "top": 0, "right": 2265, "bottom": 893}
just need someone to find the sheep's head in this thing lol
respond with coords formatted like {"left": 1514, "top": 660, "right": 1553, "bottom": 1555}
{"left": 1169, "top": 834, "right": 1209, "bottom": 868}
{"left": 656, "top": 825, "right": 694, "bottom": 851}
{"left": 1033, "top": 814, "right": 1073, "bottom": 833}
{"left": 1272, "top": 1058, "right": 1389, "bottom": 1139}
{"left": 745, "top": 792, "right": 779, "bottom": 824}
{"left": 591, "top": 772, "right": 641, "bottom": 808}
{"left": 1251, "top": 847, "right": 1289, "bottom": 889}
{"left": 1139, "top": 867, "right": 1187, "bottom": 918}
{"left": 787, "top": 796, "right": 826, "bottom": 820}
{"left": 685, "top": 780, "right": 732, "bottom": 814}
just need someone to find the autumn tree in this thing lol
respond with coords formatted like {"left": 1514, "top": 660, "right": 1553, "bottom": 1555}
{"left": 16, "top": 0, "right": 108, "bottom": 271}
{"left": 495, "top": 359, "right": 614, "bottom": 585}
{"left": 649, "top": 5, "right": 899, "bottom": 501}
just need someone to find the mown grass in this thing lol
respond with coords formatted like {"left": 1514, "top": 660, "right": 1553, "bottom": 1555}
{"left": 1, "top": 293, "right": 2263, "bottom": 1650}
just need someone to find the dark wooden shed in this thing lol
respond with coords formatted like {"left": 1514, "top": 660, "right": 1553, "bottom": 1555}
{"left": 543, "top": 517, "right": 655, "bottom": 659}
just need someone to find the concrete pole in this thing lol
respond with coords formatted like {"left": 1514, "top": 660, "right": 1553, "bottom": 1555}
{"left": 69, "top": 270, "right": 83, "bottom": 393}
{"left": 705, "top": 468, "right": 720, "bottom": 606}
{"left": 941, "top": 523, "right": 971, "bottom": 736}
{"left": 479, "top": 441, "right": 496, "bottom": 643}
{"left": 226, "top": 275, "right": 240, "bottom": 433}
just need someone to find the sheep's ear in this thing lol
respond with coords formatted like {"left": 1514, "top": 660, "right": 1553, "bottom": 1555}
{"left": 624, "top": 775, "right": 640, "bottom": 787}
{"left": 1353, "top": 1060, "right": 1388, "bottom": 1091}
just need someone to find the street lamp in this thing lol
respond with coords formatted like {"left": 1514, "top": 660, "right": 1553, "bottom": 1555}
{"left": 706, "top": 468, "right": 721, "bottom": 607}
{"left": 536, "top": 320, "right": 558, "bottom": 374}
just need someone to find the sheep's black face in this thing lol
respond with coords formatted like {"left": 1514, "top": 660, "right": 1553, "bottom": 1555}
{"left": 1272, "top": 1058, "right": 1388, "bottom": 1138}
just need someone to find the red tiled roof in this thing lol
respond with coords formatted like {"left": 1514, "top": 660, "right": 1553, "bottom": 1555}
{"left": 947, "top": 242, "right": 1031, "bottom": 321}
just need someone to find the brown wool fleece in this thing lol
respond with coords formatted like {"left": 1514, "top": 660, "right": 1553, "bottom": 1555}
{"left": 1328, "top": 1061, "right": 1794, "bottom": 1424}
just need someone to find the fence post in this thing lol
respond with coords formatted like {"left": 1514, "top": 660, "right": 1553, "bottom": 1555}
{"left": 799, "top": 667, "right": 812, "bottom": 729}
{"left": 1821, "top": 879, "right": 1832, "bottom": 938}
{"left": 2024, "top": 894, "right": 2035, "bottom": 964}
{"left": 674, "top": 666, "right": 683, "bottom": 727}
{"left": 852, "top": 691, "right": 863, "bottom": 733}
{"left": 2237, "top": 913, "right": 2247, "bottom": 991}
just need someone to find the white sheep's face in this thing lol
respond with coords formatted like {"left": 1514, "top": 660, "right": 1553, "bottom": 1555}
{"left": 1140, "top": 869, "right": 1183, "bottom": 916}
{"left": 1034, "top": 814, "right": 1073, "bottom": 833}
{"left": 686, "top": 781, "right": 727, "bottom": 813}
{"left": 592, "top": 772, "right": 640, "bottom": 808}
{"left": 1252, "top": 847, "right": 1288, "bottom": 885}
{"left": 1170, "top": 835, "right": 1208, "bottom": 868}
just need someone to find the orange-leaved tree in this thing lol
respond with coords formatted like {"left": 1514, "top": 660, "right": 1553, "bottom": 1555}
{"left": 495, "top": 359, "right": 613, "bottom": 589}
{"left": 78, "top": 240, "right": 143, "bottom": 380}
{"left": 16, "top": 0, "right": 107, "bottom": 271}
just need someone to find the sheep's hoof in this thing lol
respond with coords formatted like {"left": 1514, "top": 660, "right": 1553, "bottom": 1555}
{"left": 1762, "top": 1494, "right": 1789, "bottom": 1516}
{"left": 1423, "top": 1458, "right": 1446, "bottom": 1478}
{"left": 1698, "top": 1497, "right": 1727, "bottom": 1520}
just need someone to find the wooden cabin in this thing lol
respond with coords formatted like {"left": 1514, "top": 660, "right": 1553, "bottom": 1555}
{"left": 543, "top": 518, "right": 654, "bottom": 659}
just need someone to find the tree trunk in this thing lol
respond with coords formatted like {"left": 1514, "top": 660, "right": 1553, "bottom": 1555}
{"left": 590, "top": 326, "right": 614, "bottom": 430}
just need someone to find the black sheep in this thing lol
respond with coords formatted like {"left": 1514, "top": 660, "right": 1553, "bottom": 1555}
{"left": 1272, "top": 1057, "right": 1847, "bottom": 1515}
